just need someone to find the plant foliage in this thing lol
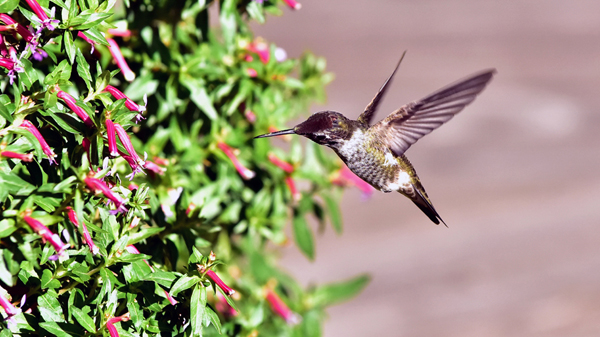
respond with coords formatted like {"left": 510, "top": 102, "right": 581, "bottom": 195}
{"left": 0, "top": 0, "right": 369, "bottom": 336}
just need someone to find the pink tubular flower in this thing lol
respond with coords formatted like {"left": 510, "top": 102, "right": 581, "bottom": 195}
{"left": 206, "top": 270, "right": 236, "bottom": 296}
{"left": 0, "top": 14, "right": 34, "bottom": 42}
{"left": 0, "top": 288, "right": 21, "bottom": 329}
{"left": 283, "top": 0, "right": 302, "bottom": 10}
{"left": 1, "top": 151, "right": 33, "bottom": 162}
{"left": 103, "top": 86, "right": 146, "bottom": 122}
{"left": 244, "top": 109, "right": 256, "bottom": 123}
{"left": 215, "top": 292, "right": 238, "bottom": 318}
{"left": 57, "top": 91, "right": 94, "bottom": 127}
{"left": 0, "top": 35, "right": 7, "bottom": 57}
{"left": 217, "top": 142, "right": 255, "bottom": 180}
{"left": 118, "top": 150, "right": 146, "bottom": 180}
{"left": 268, "top": 154, "right": 294, "bottom": 173}
{"left": 106, "top": 313, "right": 130, "bottom": 337}
{"left": 284, "top": 176, "right": 301, "bottom": 202}
{"left": 23, "top": 212, "right": 68, "bottom": 255}
{"left": 143, "top": 160, "right": 166, "bottom": 176}
{"left": 20, "top": 120, "right": 57, "bottom": 165}
{"left": 25, "top": 0, "right": 48, "bottom": 21}
{"left": 105, "top": 118, "right": 118, "bottom": 157}
{"left": 0, "top": 57, "right": 14, "bottom": 70}
{"left": 246, "top": 68, "right": 258, "bottom": 77}
{"left": 265, "top": 289, "right": 300, "bottom": 325}
{"left": 108, "top": 29, "right": 132, "bottom": 37}
{"left": 106, "top": 38, "right": 135, "bottom": 82}
{"left": 84, "top": 176, "right": 128, "bottom": 213}
{"left": 114, "top": 123, "right": 144, "bottom": 165}
{"left": 77, "top": 31, "right": 97, "bottom": 53}
{"left": 247, "top": 39, "right": 270, "bottom": 64}
{"left": 186, "top": 203, "right": 196, "bottom": 216}
{"left": 66, "top": 207, "right": 99, "bottom": 255}
{"left": 332, "top": 165, "right": 374, "bottom": 199}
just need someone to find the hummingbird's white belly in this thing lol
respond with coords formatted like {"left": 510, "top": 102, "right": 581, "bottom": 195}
{"left": 335, "top": 129, "right": 409, "bottom": 193}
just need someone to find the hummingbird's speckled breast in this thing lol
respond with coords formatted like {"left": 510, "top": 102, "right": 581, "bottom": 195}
{"left": 332, "top": 128, "right": 406, "bottom": 192}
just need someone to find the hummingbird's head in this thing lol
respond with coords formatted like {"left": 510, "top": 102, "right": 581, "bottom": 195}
{"left": 255, "top": 111, "right": 352, "bottom": 147}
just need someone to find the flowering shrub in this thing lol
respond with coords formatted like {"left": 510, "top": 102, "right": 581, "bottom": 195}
{"left": 0, "top": 0, "right": 370, "bottom": 336}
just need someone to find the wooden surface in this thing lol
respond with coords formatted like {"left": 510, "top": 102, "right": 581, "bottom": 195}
{"left": 253, "top": 1, "right": 600, "bottom": 336}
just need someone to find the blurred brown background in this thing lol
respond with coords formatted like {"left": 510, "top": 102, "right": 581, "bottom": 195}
{"left": 252, "top": 1, "right": 600, "bottom": 336}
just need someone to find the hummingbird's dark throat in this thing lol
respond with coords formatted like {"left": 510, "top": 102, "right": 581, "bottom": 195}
{"left": 254, "top": 129, "right": 296, "bottom": 139}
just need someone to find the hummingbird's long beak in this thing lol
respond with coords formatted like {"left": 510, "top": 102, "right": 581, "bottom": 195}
{"left": 254, "top": 129, "right": 296, "bottom": 139}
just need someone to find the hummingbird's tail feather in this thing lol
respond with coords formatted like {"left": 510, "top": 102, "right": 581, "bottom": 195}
{"left": 411, "top": 187, "right": 447, "bottom": 227}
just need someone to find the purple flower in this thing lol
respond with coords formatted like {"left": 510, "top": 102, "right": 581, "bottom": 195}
{"left": 0, "top": 151, "right": 34, "bottom": 162}
{"left": 30, "top": 47, "right": 48, "bottom": 61}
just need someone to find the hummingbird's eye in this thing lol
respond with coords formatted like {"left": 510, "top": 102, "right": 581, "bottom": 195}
{"left": 313, "top": 135, "right": 326, "bottom": 142}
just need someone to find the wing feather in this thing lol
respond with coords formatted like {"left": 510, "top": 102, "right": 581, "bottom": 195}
{"left": 374, "top": 69, "right": 496, "bottom": 156}
{"left": 357, "top": 51, "right": 407, "bottom": 125}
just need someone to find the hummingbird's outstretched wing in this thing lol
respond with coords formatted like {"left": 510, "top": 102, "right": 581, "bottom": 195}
{"left": 373, "top": 69, "right": 496, "bottom": 157}
{"left": 357, "top": 51, "right": 407, "bottom": 126}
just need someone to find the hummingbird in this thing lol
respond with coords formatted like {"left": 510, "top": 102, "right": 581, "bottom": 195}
{"left": 255, "top": 53, "right": 495, "bottom": 226}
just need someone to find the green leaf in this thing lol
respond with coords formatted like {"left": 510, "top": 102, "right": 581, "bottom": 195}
{"left": 38, "top": 292, "right": 64, "bottom": 322}
{"left": 41, "top": 269, "right": 61, "bottom": 289}
{"left": 70, "top": 11, "right": 112, "bottom": 30}
{"left": 71, "top": 306, "right": 96, "bottom": 333}
{"left": 0, "top": 219, "right": 16, "bottom": 239}
{"left": 19, "top": 59, "right": 37, "bottom": 90}
{"left": 170, "top": 275, "right": 200, "bottom": 297}
{"left": 127, "top": 227, "right": 164, "bottom": 246}
{"left": 0, "top": 0, "right": 18, "bottom": 12}
{"left": 310, "top": 274, "right": 371, "bottom": 307}
{"left": 292, "top": 214, "right": 314, "bottom": 260}
{"left": 323, "top": 194, "right": 343, "bottom": 234}
{"left": 181, "top": 78, "right": 217, "bottom": 120}
{"left": 76, "top": 48, "right": 92, "bottom": 91}
{"left": 44, "top": 59, "right": 72, "bottom": 85}
{"left": 190, "top": 285, "right": 207, "bottom": 337}
{"left": 205, "top": 307, "right": 222, "bottom": 334}
{"left": 63, "top": 31, "right": 76, "bottom": 64}
{"left": 38, "top": 322, "right": 75, "bottom": 337}
{"left": 145, "top": 270, "right": 176, "bottom": 287}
